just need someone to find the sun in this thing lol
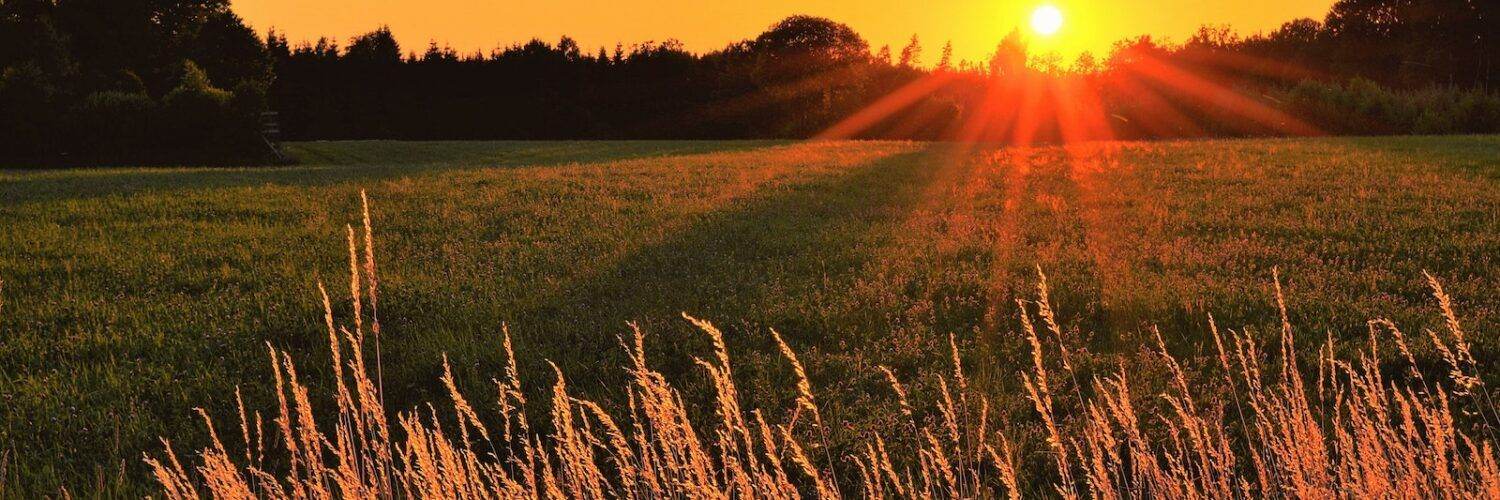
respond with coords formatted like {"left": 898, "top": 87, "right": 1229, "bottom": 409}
{"left": 1030, "top": 4, "right": 1064, "bottom": 36}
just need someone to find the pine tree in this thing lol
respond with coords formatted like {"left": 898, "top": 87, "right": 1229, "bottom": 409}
{"left": 937, "top": 41, "right": 953, "bottom": 71}
{"left": 898, "top": 34, "right": 922, "bottom": 67}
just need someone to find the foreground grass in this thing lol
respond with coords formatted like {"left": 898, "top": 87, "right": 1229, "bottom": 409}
{"left": 152, "top": 194, "right": 1499, "bottom": 498}
{"left": 0, "top": 136, "right": 1496, "bottom": 494}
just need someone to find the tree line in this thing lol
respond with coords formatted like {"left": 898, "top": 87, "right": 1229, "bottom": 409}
{"left": 1, "top": 0, "right": 1496, "bottom": 164}
{"left": 1, "top": 0, "right": 271, "bottom": 164}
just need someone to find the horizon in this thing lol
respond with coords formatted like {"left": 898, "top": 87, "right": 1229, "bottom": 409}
{"left": 235, "top": 0, "right": 1337, "bottom": 64}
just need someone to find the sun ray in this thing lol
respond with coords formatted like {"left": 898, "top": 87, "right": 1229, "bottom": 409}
{"left": 1051, "top": 76, "right": 1113, "bottom": 144}
{"left": 1126, "top": 54, "right": 1323, "bottom": 136}
{"left": 816, "top": 72, "right": 959, "bottom": 140}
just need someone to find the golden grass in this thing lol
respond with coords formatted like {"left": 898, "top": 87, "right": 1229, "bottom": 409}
{"left": 149, "top": 194, "right": 1500, "bottom": 498}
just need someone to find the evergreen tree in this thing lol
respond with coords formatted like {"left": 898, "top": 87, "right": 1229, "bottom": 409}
{"left": 936, "top": 41, "right": 953, "bottom": 71}
{"left": 899, "top": 34, "right": 922, "bottom": 67}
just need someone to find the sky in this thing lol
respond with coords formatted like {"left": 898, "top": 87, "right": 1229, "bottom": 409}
{"left": 234, "top": 0, "right": 1337, "bottom": 64}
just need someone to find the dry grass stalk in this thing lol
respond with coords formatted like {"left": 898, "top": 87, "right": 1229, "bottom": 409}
{"left": 148, "top": 195, "right": 1500, "bottom": 500}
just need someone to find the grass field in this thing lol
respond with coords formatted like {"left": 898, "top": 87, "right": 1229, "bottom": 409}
{"left": 1, "top": 136, "right": 1496, "bottom": 494}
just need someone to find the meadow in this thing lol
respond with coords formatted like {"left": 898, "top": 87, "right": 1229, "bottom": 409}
{"left": 0, "top": 136, "right": 1496, "bottom": 495}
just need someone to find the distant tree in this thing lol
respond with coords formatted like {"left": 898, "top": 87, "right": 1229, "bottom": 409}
{"left": 1106, "top": 35, "right": 1169, "bottom": 72}
{"left": 1235, "top": 18, "right": 1325, "bottom": 82}
{"left": 0, "top": 0, "right": 76, "bottom": 79}
{"left": 46, "top": 0, "right": 266, "bottom": 92}
{"left": 627, "top": 40, "right": 693, "bottom": 65}
{"left": 187, "top": 8, "right": 270, "bottom": 90}
{"left": 1073, "top": 51, "right": 1099, "bottom": 74}
{"left": 420, "top": 41, "right": 458, "bottom": 63}
{"left": 875, "top": 45, "right": 892, "bottom": 65}
{"left": 1323, "top": 0, "right": 1494, "bottom": 87}
{"left": 0, "top": 0, "right": 271, "bottom": 162}
{"left": 1186, "top": 24, "right": 1239, "bottom": 50}
{"left": 1323, "top": 0, "right": 1401, "bottom": 39}
{"left": 346, "top": 26, "right": 401, "bottom": 64}
{"left": 267, "top": 29, "right": 292, "bottom": 62}
{"left": 752, "top": 15, "right": 869, "bottom": 63}
{"left": 990, "top": 30, "right": 1029, "bottom": 77}
{"left": 303, "top": 37, "right": 341, "bottom": 60}
{"left": 1269, "top": 18, "right": 1322, "bottom": 47}
{"left": 743, "top": 16, "right": 872, "bottom": 136}
{"left": 1032, "top": 51, "right": 1063, "bottom": 74}
{"left": 558, "top": 36, "right": 582, "bottom": 61}
{"left": 936, "top": 41, "right": 953, "bottom": 71}
{"left": 899, "top": 34, "right": 922, "bottom": 68}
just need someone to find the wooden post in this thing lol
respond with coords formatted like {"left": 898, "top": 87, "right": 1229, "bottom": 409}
{"left": 260, "top": 111, "right": 288, "bottom": 163}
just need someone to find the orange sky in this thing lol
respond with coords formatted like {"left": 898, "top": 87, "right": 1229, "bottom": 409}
{"left": 234, "top": 0, "right": 1336, "bottom": 64}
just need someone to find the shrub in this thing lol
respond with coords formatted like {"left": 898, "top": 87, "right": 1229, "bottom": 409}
{"left": 1280, "top": 77, "right": 1500, "bottom": 135}
{"left": 68, "top": 91, "right": 156, "bottom": 159}
{"left": 160, "top": 61, "right": 237, "bottom": 152}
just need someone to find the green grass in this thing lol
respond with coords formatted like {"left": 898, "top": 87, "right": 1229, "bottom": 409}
{"left": 0, "top": 136, "right": 1495, "bottom": 494}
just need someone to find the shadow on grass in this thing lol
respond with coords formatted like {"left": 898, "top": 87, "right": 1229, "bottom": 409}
{"left": 379, "top": 146, "right": 944, "bottom": 413}
{"left": 0, "top": 140, "right": 795, "bottom": 495}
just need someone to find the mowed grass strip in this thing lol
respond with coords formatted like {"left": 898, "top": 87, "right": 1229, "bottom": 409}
{"left": 0, "top": 135, "right": 1494, "bottom": 493}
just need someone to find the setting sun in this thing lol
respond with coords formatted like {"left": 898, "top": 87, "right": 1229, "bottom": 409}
{"left": 1030, "top": 4, "right": 1064, "bottom": 36}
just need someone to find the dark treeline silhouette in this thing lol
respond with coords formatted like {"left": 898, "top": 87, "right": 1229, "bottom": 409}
{"left": 265, "top": 1, "right": 1498, "bottom": 143}
{"left": 1, "top": 0, "right": 1497, "bottom": 164}
{"left": 0, "top": 0, "right": 272, "bottom": 164}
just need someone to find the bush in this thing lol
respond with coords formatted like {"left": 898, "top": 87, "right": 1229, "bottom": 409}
{"left": 160, "top": 61, "right": 237, "bottom": 152}
{"left": 0, "top": 59, "right": 273, "bottom": 165}
{"left": 1280, "top": 77, "right": 1500, "bottom": 135}
{"left": 69, "top": 91, "right": 156, "bottom": 159}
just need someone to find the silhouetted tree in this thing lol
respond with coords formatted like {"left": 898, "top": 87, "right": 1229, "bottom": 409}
{"left": 1073, "top": 51, "right": 1098, "bottom": 74}
{"left": 0, "top": 0, "right": 269, "bottom": 163}
{"left": 1106, "top": 35, "right": 1169, "bottom": 72}
{"left": 1323, "top": 0, "right": 1494, "bottom": 86}
{"left": 189, "top": 8, "right": 271, "bottom": 90}
{"left": 752, "top": 15, "right": 869, "bottom": 64}
{"left": 420, "top": 42, "right": 459, "bottom": 63}
{"left": 346, "top": 26, "right": 401, "bottom": 64}
{"left": 899, "top": 34, "right": 922, "bottom": 68}
{"left": 1186, "top": 24, "right": 1239, "bottom": 50}
{"left": 990, "top": 30, "right": 1029, "bottom": 77}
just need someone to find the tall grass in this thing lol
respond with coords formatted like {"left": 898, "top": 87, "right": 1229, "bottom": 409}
{"left": 148, "top": 194, "right": 1498, "bottom": 498}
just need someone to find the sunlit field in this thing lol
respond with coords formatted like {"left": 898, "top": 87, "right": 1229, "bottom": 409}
{"left": 1, "top": 136, "right": 1496, "bottom": 494}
